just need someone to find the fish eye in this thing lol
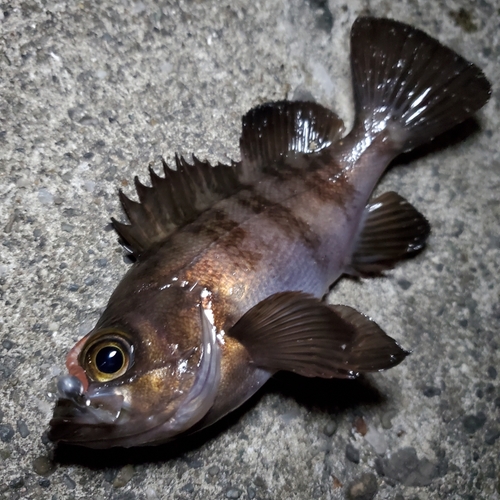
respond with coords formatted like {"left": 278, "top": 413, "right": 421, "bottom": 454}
{"left": 82, "top": 332, "right": 132, "bottom": 382}
{"left": 95, "top": 345, "right": 125, "bottom": 374}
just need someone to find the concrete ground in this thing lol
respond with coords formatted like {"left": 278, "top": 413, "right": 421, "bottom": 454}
{"left": 0, "top": 0, "right": 499, "bottom": 499}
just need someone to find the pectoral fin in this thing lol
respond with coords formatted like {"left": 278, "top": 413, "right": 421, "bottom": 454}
{"left": 349, "top": 192, "right": 430, "bottom": 276}
{"left": 228, "top": 292, "right": 408, "bottom": 378}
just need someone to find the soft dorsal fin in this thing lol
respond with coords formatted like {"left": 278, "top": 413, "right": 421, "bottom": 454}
{"left": 239, "top": 100, "right": 344, "bottom": 181}
{"left": 112, "top": 155, "right": 241, "bottom": 257}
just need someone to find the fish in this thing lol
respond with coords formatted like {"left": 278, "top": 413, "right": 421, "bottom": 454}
{"left": 48, "top": 17, "right": 491, "bottom": 448}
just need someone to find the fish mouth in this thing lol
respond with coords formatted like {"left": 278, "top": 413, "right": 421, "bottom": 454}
{"left": 49, "top": 306, "right": 221, "bottom": 448}
{"left": 48, "top": 381, "right": 130, "bottom": 444}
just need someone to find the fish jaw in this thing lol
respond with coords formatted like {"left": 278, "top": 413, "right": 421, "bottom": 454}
{"left": 49, "top": 382, "right": 130, "bottom": 445}
{"left": 49, "top": 296, "right": 222, "bottom": 448}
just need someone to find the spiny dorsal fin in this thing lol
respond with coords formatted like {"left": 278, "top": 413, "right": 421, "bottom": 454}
{"left": 239, "top": 100, "right": 344, "bottom": 181}
{"left": 112, "top": 155, "right": 241, "bottom": 257}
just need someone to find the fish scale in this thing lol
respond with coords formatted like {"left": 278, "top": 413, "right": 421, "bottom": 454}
{"left": 49, "top": 16, "right": 491, "bottom": 448}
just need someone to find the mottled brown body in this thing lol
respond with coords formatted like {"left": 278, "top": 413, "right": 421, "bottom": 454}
{"left": 49, "top": 17, "right": 490, "bottom": 448}
{"left": 103, "top": 162, "right": 360, "bottom": 425}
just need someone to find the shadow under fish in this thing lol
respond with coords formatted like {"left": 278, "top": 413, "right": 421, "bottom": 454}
{"left": 49, "top": 17, "right": 491, "bottom": 448}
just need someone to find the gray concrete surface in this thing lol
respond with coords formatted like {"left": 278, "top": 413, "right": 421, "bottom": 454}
{"left": 0, "top": 0, "right": 499, "bottom": 499}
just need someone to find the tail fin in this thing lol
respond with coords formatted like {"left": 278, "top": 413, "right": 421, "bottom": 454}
{"left": 350, "top": 17, "right": 491, "bottom": 152}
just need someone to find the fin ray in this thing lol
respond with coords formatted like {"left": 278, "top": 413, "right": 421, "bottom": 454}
{"left": 350, "top": 17, "right": 491, "bottom": 151}
{"left": 228, "top": 292, "right": 408, "bottom": 378}
{"left": 114, "top": 101, "right": 346, "bottom": 256}
{"left": 239, "top": 100, "right": 344, "bottom": 181}
{"left": 113, "top": 157, "right": 241, "bottom": 257}
{"left": 349, "top": 191, "right": 430, "bottom": 276}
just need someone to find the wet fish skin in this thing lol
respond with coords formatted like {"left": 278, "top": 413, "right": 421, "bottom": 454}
{"left": 49, "top": 17, "right": 491, "bottom": 448}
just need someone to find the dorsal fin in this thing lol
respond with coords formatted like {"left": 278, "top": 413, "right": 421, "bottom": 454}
{"left": 113, "top": 101, "right": 344, "bottom": 257}
{"left": 112, "top": 155, "right": 241, "bottom": 257}
{"left": 239, "top": 100, "right": 344, "bottom": 181}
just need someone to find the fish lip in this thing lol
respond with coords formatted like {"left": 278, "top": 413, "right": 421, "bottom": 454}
{"left": 49, "top": 305, "right": 222, "bottom": 448}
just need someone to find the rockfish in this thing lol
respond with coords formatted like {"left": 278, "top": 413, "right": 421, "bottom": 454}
{"left": 49, "top": 17, "right": 491, "bottom": 448}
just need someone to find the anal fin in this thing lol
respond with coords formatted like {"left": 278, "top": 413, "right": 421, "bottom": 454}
{"left": 228, "top": 292, "right": 408, "bottom": 378}
{"left": 349, "top": 192, "right": 430, "bottom": 276}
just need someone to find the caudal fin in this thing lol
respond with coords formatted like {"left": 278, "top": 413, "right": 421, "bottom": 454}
{"left": 350, "top": 17, "right": 491, "bottom": 152}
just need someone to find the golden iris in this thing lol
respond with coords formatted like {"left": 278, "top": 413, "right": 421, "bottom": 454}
{"left": 82, "top": 332, "right": 132, "bottom": 382}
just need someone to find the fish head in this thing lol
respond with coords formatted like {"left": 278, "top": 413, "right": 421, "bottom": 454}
{"left": 49, "top": 282, "right": 221, "bottom": 448}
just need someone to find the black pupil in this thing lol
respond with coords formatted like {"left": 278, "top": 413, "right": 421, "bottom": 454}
{"left": 95, "top": 346, "right": 124, "bottom": 374}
